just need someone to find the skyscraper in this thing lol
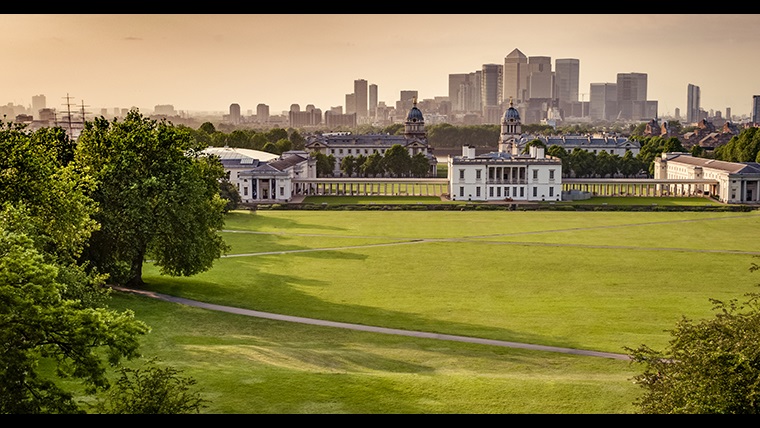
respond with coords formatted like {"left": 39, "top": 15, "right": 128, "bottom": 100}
{"left": 369, "top": 83, "right": 378, "bottom": 120}
{"left": 687, "top": 84, "right": 700, "bottom": 124}
{"left": 354, "top": 79, "right": 368, "bottom": 120}
{"left": 503, "top": 48, "right": 529, "bottom": 103}
{"left": 449, "top": 72, "right": 482, "bottom": 114}
{"left": 753, "top": 95, "right": 760, "bottom": 125}
{"left": 527, "top": 56, "right": 553, "bottom": 100}
{"left": 616, "top": 72, "right": 648, "bottom": 120}
{"left": 229, "top": 103, "right": 241, "bottom": 124}
{"left": 481, "top": 63, "right": 502, "bottom": 115}
{"left": 31, "top": 94, "right": 46, "bottom": 120}
{"left": 256, "top": 103, "right": 269, "bottom": 124}
{"left": 589, "top": 83, "right": 617, "bottom": 121}
{"left": 555, "top": 58, "right": 580, "bottom": 112}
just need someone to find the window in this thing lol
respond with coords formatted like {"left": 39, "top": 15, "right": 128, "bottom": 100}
{"left": 243, "top": 187, "right": 248, "bottom": 196}
{"left": 476, "top": 187, "right": 481, "bottom": 197}
{"left": 489, "top": 187, "right": 494, "bottom": 197}
{"left": 533, "top": 187, "right": 537, "bottom": 197}
{"left": 280, "top": 187, "right": 284, "bottom": 196}
{"left": 497, "top": 187, "right": 501, "bottom": 197}
{"left": 348, "top": 149, "right": 352, "bottom": 154}
{"left": 459, "top": 169, "right": 465, "bottom": 180}
{"left": 533, "top": 170, "right": 538, "bottom": 180}
{"left": 459, "top": 187, "right": 464, "bottom": 197}
{"left": 520, "top": 187, "right": 524, "bottom": 197}
{"left": 549, "top": 170, "right": 555, "bottom": 180}
{"left": 505, "top": 187, "right": 510, "bottom": 197}
{"left": 549, "top": 187, "right": 554, "bottom": 197}
{"left": 476, "top": 170, "right": 482, "bottom": 180}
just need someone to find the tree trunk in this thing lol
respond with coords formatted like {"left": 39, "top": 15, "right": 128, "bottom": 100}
{"left": 125, "top": 245, "right": 146, "bottom": 288}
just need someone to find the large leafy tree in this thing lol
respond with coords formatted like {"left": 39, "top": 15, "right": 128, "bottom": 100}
{"left": 383, "top": 144, "right": 411, "bottom": 177}
{"left": 0, "top": 216, "right": 149, "bottom": 413}
{"left": 625, "top": 264, "right": 760, "bottom": 414}
{"left": 75, "top": 110, "right": 229, "bottom": 287}
{"left": 0, "top": 122, "right": 150, "bottom": 413}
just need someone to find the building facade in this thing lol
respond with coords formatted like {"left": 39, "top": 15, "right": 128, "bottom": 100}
{"left": 654, "top": 152, "right": 760, "bottom": 204}
{"left": 555, "top": 58, "right": 580, "bottom": 116}
{"left": 687, "top": 83, "right": 700, "bottom": 124}
{"left": 448, "top": 100, "right": 562, "bottom": 202}
{"left": 305, "top": 98, "right": 437, "bottom": 177}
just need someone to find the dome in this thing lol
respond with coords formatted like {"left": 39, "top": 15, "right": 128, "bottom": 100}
{"left": 406, "top": 98, "right": 424, "bottom": 123}
{"left": 503, "top": 99, "right": 520, "bottom": 122}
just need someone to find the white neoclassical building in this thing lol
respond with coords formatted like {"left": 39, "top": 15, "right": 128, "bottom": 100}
{"left": 203, "top": 146, "right": 314, "bottom": 203}
{"left": 653, "top": 152, "right": 760, "bottom": 204}
{"left": 448, "top": 100, "right": 563, "bottom": 202}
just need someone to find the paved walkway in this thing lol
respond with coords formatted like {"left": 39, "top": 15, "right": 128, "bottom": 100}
{"left": 111, "top": 285, "right": 631, "bottom": 361}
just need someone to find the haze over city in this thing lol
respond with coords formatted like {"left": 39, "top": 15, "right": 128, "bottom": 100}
{"left": 3, "top": 14, "right": 760, "bottom": 117}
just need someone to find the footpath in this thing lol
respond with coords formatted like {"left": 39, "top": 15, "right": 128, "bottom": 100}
{"left": 111, "top": 285, "right": 631, "bottom": 361}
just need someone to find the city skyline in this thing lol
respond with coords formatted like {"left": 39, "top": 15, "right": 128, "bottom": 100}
{"left": 3, "top": 14, "right": 760, "bottom": 117}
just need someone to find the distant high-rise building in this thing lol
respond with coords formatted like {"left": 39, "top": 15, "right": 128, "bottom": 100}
{"left": 345, "top": 94, "right": 356, "bottom": 115}
{"left": 725, "top": 107, "right": 731, "bottom": 121}
{"left": 369, "top": 84, "right": 378, "bottom": 119}
{"left": 687, "top": 84, "right": 700, "bottom": 124}
{"left": 752, "top": 95, "right": 760, "bottom": 125}
{"left": 256, "top": 103, "right": 269, "bottom": 124}
{"left": 503, "top": 48, "right": 529, "bottom": 103}
{"left": 229, "top": 103, "right": 241, "bottom": 124}
{"left": 616, "top": 72, "right": 648, "bottom": 120}
{"left": 481, "top": 63, "right": 502, "bottom": 115}
{"left": 354, "top": 79, "right": 368, "bottom": 119}
{"left": 589, "top": 83, "right": 618, "bottom": 121}
{"left": 674, "top": 107, "right": 681, "bottom": 121}
{"left": 527, "top": 56, "right": 553, "bottom": 100}
{"left": 555, "top": 58, "right": 579, "bottom": 113}
{"left": 449, "top": 71, "right": 481, "bottom": 114}
{"left": 153, "top": 104, "right": 176, "bottom": 116}
{"left": 31, "top": 94, "right": 46, "bottom": 120}
{"left": 290, "top": 104, "right": 300, "bottom": 113}
{"left": 396, "top": 91, "right": 418, "bottom": 117}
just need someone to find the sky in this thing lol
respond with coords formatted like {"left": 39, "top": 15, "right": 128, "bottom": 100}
{"left": 3, "top": 14, "right": 760, "bottom": 118}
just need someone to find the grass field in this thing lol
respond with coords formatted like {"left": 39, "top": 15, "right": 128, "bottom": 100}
{"left": 109, "top": 208, "right": 760, "bottom": 413}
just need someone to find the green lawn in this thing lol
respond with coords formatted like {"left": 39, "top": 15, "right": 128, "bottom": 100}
{"left": 110, "top": 208, "right": 760, "bottom": 413}
{"left": 554, "top": 196, "right": 725, "bottom": 206}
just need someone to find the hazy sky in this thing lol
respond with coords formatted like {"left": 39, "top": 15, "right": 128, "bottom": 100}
{"left": 3, "top": 14, "right": 760, "bottom": 117}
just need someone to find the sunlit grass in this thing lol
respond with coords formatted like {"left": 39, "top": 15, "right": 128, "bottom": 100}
{"left": 120, "top": 208, "right": 760, "bottom": 413}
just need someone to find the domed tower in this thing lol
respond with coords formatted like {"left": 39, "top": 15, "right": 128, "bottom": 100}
{"left": 404, "top": 97, "right": 426, "bottom": 142}
{"left": 498, "top": 98, "right": 522, "bottom": 155}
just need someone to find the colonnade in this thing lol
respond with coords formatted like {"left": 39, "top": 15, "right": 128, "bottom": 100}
{"left": 562, "top": 179, "right": 718, "bottom": 197}
{"left": 292, "top": 179, "right": 450, "bottom": 197}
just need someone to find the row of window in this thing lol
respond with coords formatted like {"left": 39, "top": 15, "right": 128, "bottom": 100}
{"left": 327, "top": 148, "right": 427, "bottom": 156}
{"left": 458, "top": 185, "right": 557, "bottom": 199}
{"left": 459, "top": 169, "right": 556, "bottom": 181}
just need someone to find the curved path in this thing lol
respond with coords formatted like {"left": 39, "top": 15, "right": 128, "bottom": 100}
{"left": 111, "top": 285, "right": 631, "bottom": 361}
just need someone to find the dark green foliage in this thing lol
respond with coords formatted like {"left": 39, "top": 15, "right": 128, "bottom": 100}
{"left": 636, "top": 136, "right": 687, "bottom": 176}
{"left": 626, "top": 267, "right": 760, "bottom": 414}
{"left": 312, "top": 152, "right": 336, "bottom": 177}
{"left": 218, "top": 179, "right": 241, "bottom": 212}
{"left": 0, "top": 210, "right": 149, "bottom": 414}
{"left": 95, "top": 359, "right": 206, "bottom": 414}
{"left": 714, "top": 127, "right": 760, "bottom": 163}
{"left": 382, "top": 144, "right": 411, "bottom": 177}
{"left": 75, "top": 111, "right": 229, "bottom": 287}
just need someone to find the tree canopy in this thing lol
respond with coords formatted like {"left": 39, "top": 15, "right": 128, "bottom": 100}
{"left": 0, "top": 122, "right": 151, "bottom": 413}
{"left": 626, "top": 264, "right": 760, "bottom": 414}
{"left": 75, "top": 110, "right": 229, "bottom": 287}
